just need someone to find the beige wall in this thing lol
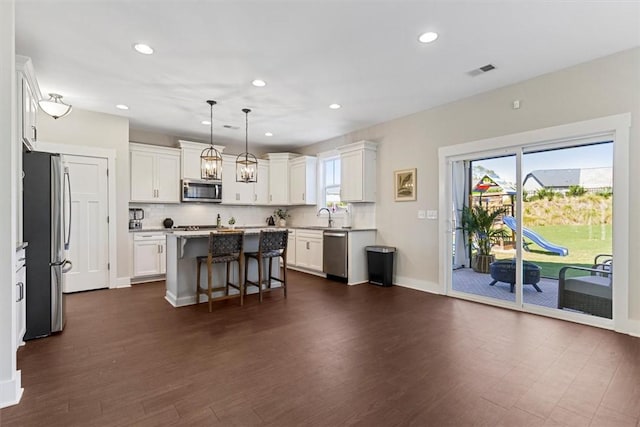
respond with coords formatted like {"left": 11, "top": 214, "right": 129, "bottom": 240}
{"left": 299, "top": 48, "right": 640, "bottom": 322}
{"left": 37, "top": 109, "right": 130, "bottom": 280}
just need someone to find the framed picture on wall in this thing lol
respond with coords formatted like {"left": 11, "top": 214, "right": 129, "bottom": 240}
{"left": 394, "top": 168, "right": 417, "bottom": 201}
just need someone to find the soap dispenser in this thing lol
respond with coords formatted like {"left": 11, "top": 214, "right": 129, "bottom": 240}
{"left": 216, "top": 213, "right": 221, "bottom": 228}
{"left": 343, "top": 208, "right": 352, "bottom": 228}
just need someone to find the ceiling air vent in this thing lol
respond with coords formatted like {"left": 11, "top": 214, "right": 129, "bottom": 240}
{"left": 467, "top": 63, "right": 496, "bottom": 77}
{"left": 222, "top": 124, "right": 239, "bottom": 130}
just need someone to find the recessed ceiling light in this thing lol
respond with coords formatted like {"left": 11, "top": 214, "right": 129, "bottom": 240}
{"left": 418, "top": 32, "right": 438, "bottom": 43}
{"left": 133, "top": 43, "right": 154, "bottom": 55}
{"left": 329, "top": 103, "right": 341, "bottom": 110}
{"left": 252, "top": 79, "right": 266, "bottom": 87}
{"left": 265, "top": 132, "right": 273, "bottom": 137}
{"left": 115, "top": 104, "right": 129, "bottom": 110}
{"left": 201, "top": 120, "right": 211, "bottom": 125}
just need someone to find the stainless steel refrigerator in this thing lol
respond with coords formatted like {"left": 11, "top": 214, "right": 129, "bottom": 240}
{"left": 23, "top": 151, "right": 72, "bottom": 340}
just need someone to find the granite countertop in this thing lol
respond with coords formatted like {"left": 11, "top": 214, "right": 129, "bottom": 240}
{"left": 16, "top": 242, "right": 29, "bottom": 251}
{"left": 131, "top": 226, "right": 376, "bottom": 234}
{"left": 292, "top": 226, "right": 377, "bottom": 232}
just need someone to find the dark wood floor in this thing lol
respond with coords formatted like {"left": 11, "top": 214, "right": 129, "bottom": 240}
{"left": 2, "top": 271, "right": 639, "bottom": 426}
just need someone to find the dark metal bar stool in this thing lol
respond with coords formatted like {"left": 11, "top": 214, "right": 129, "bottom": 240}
{"left": 244, "top": 230, "right": 288, "bottom": 302}
{"left": 196, "top": 231, "right": 244, "bottom": 312}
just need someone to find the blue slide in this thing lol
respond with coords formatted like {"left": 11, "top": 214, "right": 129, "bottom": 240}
{"left": 502, "top": 216, "right": 569, "bottom": 256}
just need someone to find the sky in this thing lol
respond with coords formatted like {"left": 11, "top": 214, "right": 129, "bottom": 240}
{"left": 473, "top": 142, "right": 613, "bottom": 184}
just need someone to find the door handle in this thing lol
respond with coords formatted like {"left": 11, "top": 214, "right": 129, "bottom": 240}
{"left": 302, "top": 193, "right": 305, "bottom": 201}
{"left": 32, "top": 125, "right": 37, "bottom": 142}
{"left": 64, "top": 169, "right": 72, "bottom": 250}
{"left": 306, "top": 241, "right": 310, "bottom": 250}
{"left": 62, "top": 260, "right": 73, "bottom": 273}
{"left": 270, "top": 194, "right": 273, "bottom": 202}
{"left": 16, "top": 282, "right": 24, "bottom": 302}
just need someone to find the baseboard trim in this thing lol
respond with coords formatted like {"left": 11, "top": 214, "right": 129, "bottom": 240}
{"left": 165, "top": 290, "right": 196, "bottom": 308}
{"left": 0, "top": 371, "right": 23, "bottom": 409}
{"left": 116, "top": 276, "right": 131, "bottom": 288}
{"left": 393, "top": 275, "right": 442, "bottom": 295}
{"left": 624, "top": 319, "right": 640, "bottom": 337}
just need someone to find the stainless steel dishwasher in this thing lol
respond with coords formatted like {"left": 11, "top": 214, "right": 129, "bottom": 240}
{"left": 323, "top": 230, "right": 348, "bottom": 279}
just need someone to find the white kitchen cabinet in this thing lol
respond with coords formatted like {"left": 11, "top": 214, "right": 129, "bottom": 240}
{"left": 289, "top": 156, "right": 317, "bottom": 205}
{"left": 15, "top": 248, "right": 27, "bottom": 350}
{"left": 16, "top": 56, "right": 40, "bottom": 151}
{"left": 295, "top": 230, "right": 323, "bottom": 272}
{"left": 130, "top": 143, "right": 181, "bottom": 203}
{"left": 179, "top": 140, "right": 225, "bottom": 180}
{"left": 267, "top": 153, "right": 297, "bottom": 205}
{"left": 286, "top": 229, "right": 296, "bottom": 267}
{"left": 338, "top": 141, "right": 377, "bottom": 203}
{"left": 222, "top": 156, "right": 269, "bottom": 205}
{"left": 254, "top": 161, "right": 270, "bottom": 204}
{"left": 133, "top": 233, "right": 167, "bottom": 277}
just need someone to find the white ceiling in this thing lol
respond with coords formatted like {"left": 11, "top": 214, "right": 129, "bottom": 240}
{"left": 15, "top": 0, "right": 640, "bottom": 152}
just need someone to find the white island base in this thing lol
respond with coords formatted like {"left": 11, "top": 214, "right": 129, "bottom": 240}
{"left": 165, "top": 230, "right": 282, "bottom": 307}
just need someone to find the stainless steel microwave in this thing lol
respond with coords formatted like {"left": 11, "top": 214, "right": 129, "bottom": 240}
{"left": 181, "top": 179, "right": 222, "bottom": 203}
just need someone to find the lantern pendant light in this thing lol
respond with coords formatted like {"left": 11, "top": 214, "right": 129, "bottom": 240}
{"left": 200, "top": 100, "right": 222, "bottom": 180}
{"left": 236, "top": 108, "right": 258, "bottom": 183}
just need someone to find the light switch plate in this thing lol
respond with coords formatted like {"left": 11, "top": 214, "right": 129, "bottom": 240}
{"left": 426, "top": 210, "right": 438, "bottom": 219}
{"left": 418, "top": 210, "right": 426, "bottom": 219}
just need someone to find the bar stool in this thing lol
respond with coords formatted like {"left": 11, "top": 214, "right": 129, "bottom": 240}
{"left": 244, "top": 230, "right": 288, "bottom": 302}
{"left": 196, "top": 231, "right": 244, "bottom": 312}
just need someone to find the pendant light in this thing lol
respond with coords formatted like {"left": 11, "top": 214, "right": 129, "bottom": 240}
{"left": 200, "top": 100, "right": 222, "bottom": 180}
{"left": 39, "top": 93, "right": 72, "bottom": 119}
{"left": 236, "top": 108, "right": 258, "bottom": 183}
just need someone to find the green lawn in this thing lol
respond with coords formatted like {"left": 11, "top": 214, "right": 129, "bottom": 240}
{"left": 493, "top": 224, "right": 612, "bottom": 279}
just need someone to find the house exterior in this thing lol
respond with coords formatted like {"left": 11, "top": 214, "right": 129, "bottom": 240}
{"left": 522, "top": 167, "right": 612, "bottom": 194}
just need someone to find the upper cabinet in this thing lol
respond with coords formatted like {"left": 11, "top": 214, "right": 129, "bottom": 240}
{"left": 289, "top": 156, "right": 317, "bottom": 205}
{"left": 222, "top": 155, "right": 270, "bottom": 205}
{"left": 16, "top": 56, "right": 41, "bottom": 151}
{"left": 130, "top": 143, "right": 181, "bottom": 203}
{"left": 338, "top": 141, "right": 377, "bottom": 203}
{"left": 179, "top": 140, "right": 225, "bottom": 180}
{"left": 266, "top": 153, "right": 297, "bottom": 205}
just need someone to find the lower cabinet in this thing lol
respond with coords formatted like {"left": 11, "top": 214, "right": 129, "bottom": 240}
{"left": 15, "top": 248, "right": 26, "bottom": 350}
{"left": 286, "top": 229, "right": 296, "bottom": 266}
{"left": 294, "top": 230, "right": 323, "bottom": 272}
{"left": 133, "top": 233, "right": 167, "bottom": 278}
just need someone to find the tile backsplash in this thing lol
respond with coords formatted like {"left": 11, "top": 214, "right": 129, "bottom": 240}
{"left": 129, "top": 202, "right": 375, "bottom": 230}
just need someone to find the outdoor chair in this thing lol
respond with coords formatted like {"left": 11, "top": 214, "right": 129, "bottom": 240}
{"left": 557, "top": 254, "right": 612, "bottom": 319}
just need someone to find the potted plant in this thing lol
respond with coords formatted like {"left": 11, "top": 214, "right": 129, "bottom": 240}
{"left": 459, "top": 205, "right": 508, "bottom": 273}
{"left": 228, "top": 217, "right": 236, "bottom": 229}
{"left": 274, "top": 208, "right": 290, "bottom": 227}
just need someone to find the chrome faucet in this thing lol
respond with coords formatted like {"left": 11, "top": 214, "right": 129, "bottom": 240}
{"left": 317, "top": 207, "right": 334, "bottom": 228}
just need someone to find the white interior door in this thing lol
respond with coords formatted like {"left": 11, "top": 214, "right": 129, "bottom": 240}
{"left": 63, "top": 155, "right": 109, "bottom": 293}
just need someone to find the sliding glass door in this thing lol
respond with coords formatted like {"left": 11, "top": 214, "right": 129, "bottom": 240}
{"left": 449, "top": 140, "right": 614, "bottom": 321}
{"left": 451, "top": 154, "right": 517, "bottom": 305}
{"left": 522, "top": 142, "right": 613, "bottom": 319}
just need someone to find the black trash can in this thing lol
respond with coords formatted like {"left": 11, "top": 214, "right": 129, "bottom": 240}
{"left": 366, "top": 246, "right": 396, "bottom": 287}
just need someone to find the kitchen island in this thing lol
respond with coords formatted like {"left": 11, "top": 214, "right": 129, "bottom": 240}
{"left": 165, "top": 228, "right": 282, "bottom": 307}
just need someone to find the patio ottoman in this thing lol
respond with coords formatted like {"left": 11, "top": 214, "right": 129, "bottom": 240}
{"left": 489, "top": 260, "right": 542, "bottom": 293}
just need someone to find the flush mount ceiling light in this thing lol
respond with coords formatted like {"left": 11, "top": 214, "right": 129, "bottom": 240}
{"left": 418, "top": 31, "right": 439, "bottom": 43}
{"left": 200, "top": 100, "right": 222, "bottom": 180}
{"left": 251, "top": 79, "right": 266, "bottom": 87}
{"left": 38, "top": 93, "right": 72, "bottom": 119}
{"left": 133, "top": 43, "right": 154, "bottom": 55}
{"left": 201, "top": 120, "right": 211, "bottom": 125}
{"left": 236, "top": 108, "right": 258, "bottom": 183}
{"left": 329, "top": 103, "right": 341, "bottom": 109}
{"left": 116, "top": 104, "right": 129, "bottom": 110}
{"left": 265, "top": 132, "right": 273, "bottom": 137}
